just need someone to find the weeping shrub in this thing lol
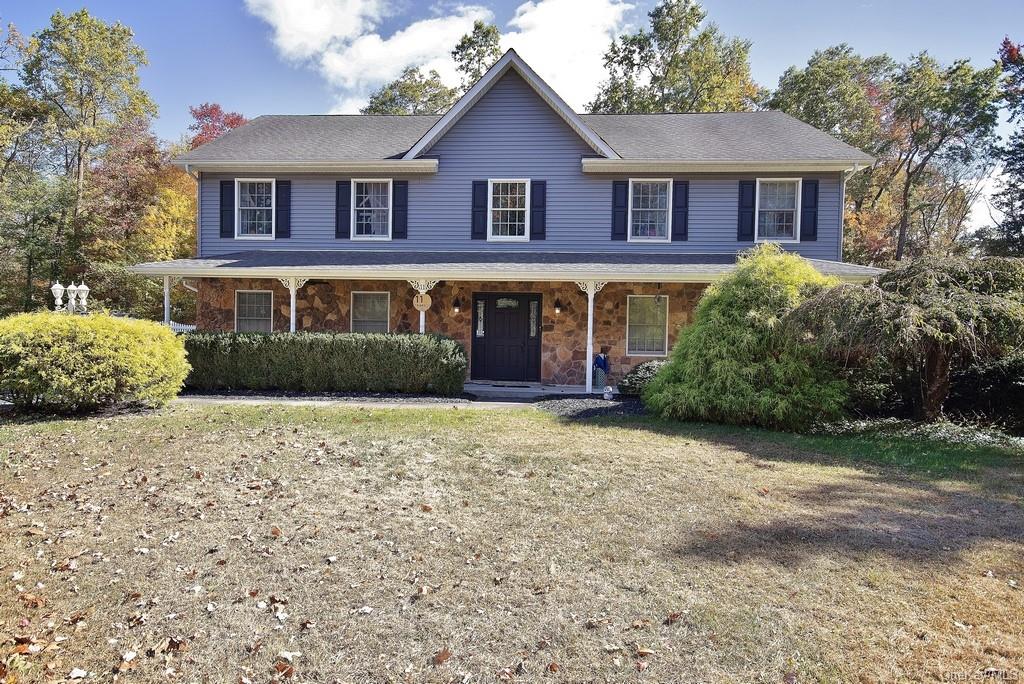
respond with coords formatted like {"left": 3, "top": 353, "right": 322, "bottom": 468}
{"left": 643, "top": 244, "right": 847, "bottom": 431}
{"left": 183, "top": 332, "right": 468, "bottom": 396}
{"left": 0, "top": 312, "right": 189, "bottom": 412}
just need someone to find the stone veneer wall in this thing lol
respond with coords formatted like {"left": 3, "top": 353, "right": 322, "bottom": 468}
{"left": 195, "top": 278, "right": 706, "bottom": 385}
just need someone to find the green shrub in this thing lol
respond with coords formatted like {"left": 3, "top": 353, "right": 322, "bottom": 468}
{"left": 617, "top": 360, "right": 666, "bottom": 396}
{"left": 183, "top": 332, "right": 468, "bottom": 396}
{"left": 0, "top": 312, "right": 189, "bottom": 412}
{"left": 643, "top": 244, "right": 847, "bottom": 431}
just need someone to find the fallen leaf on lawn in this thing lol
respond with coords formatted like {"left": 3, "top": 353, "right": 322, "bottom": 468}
{"left": 664, "top": 612, "right": 684, "bottom": 625}
{"left": 20, "top": 593, "right": 45, "bottom": 608}
{"left": 270, "top": 526, "right": 282, "bottom": 538}
{"left": 273, "top": 661, "right": 295, "bottom": 678}
{"left": 277, "top": 650, "right": 301, "bottom": 663}
{"left": 69, "top": 668, "right": 88, "bottom": 679}
{"left": 420, "top": 504, "right": 433, "bottom": 513}
{"left": 357, "top": 606, "right": 373, "bottom": 615}
{"left": 637, "top": 660, "right": 649, "bottom": 672}
{"left": 547, "top": 662, "right": 560, "bottom": 673}
{"left": 636, "top": 646, "right": 655, "bottom": 657}
{"left": 431, "top": 646, "right": 452, "bottom": 666}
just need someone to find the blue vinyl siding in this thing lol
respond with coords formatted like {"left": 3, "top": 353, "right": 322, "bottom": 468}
{"left": 199, "top": 71, "right": 844, "bottom": 261}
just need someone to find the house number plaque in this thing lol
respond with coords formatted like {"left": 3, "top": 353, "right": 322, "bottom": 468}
{"left": 412, "top": 293, "right": 432, "bottom": 312}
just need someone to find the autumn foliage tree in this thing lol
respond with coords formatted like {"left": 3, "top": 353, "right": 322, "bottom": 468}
{"left": 188, "top": 102, "right": 247, "bottom": 148}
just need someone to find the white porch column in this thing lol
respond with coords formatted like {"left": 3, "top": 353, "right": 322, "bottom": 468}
{"left": 163, "top": 276, "right": 172, "bottom": 325}
{"left": 278, "top": 277, "right": 309, "bottom": 333}
{"left": 576, "top": 280, "right": 606, "bottom": 394}
{"left": 407, "top": 279, "right": 439, "bottom": 334}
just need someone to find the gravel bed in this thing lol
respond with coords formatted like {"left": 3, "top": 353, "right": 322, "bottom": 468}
{"left": 181, "top": 389, "right": 473, "bottom": 404}
{"left": 533, "top": 395, "right": 647, "bottom": 419}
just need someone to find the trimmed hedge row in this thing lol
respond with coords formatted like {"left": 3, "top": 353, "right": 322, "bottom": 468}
{"left": 0, "top": 312, "right": 189, "bottom": 412}
{"left": 183, "top": 332, "right": 468, "bottom": 396}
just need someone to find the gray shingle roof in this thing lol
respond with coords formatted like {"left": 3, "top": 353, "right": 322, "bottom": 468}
{"left": 130, "top": 250, "right": 883, "bottom": 282}
{"left": 579, "top": 111, "right": 872, "bottom": 162}
{"left": 175, "top": 110, "right": 872, "bottom": 164}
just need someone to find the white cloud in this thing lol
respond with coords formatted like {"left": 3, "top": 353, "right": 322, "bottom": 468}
{"left": 244, "top": 0, "right": 387, "bottom": 60}
{"left": 245, "top": 0, "right": 633, "bottom": 113}
{"left": 502, "top": 0, "right": 631, "bottom": 109}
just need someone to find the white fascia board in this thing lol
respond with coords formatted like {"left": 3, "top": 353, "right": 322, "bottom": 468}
{"left": 403, "top": 49, "right": 619, "bottom": 161}
{"left": 170, "top": 159, "right": 438, "bottom": 174}
{"left": 581, "top": 159, "right": 873, "bottom": 174}
{"left": 127, "top": 263, "right": 878, "bottom": 284}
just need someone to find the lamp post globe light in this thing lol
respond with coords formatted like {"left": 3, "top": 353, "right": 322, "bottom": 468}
{"left": 51, "top": 279, "right": 90, "bottom": 313}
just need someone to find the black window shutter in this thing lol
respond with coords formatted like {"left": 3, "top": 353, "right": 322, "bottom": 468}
{"left": 737, "top": 180, "right": 756, "bottom": 242}
{"left": 671, "top": 180, "right": 689, "bottom": 241}
{"left": 800, "top": 179, "right": 818, "bottom": 241}
{"left": 530, "top": 180, "right": 546, "bottom": 240}
{"left": 471, "top": 180, "right": 487, "bottom": 239}
{"left": 611, "top": 180, "right": 628, "bottom": 240}
{"left": 275, "top": 180, "right": 291, "bottom": 238}
{"left": 392, "top": 180, "right": 408, "bottom": 239}
{"left": 219, "top": 180, "right": 234, "bottom": 238}
{"left": 336, "top": 180, "right": 351, "bottom": 239}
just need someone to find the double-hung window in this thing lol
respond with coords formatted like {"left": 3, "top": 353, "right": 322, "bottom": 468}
{"left": 488, "top": 179, "right": 529, "bottom": 241}
{"left": 626, "top": 295, "right": 668, "bottom": 356}
{"left": 352, "top": 179, "right": 392, "bottom": 239}
{"left": 235, "top": 291, "right": 273, "bottom": 332}
{"left": 351, "top": 292, "right": 390, "bottom": 333}
{"left": 756, "top": 179, "right": 801, "bottom": 242}
{"left": 236, "top": 179, "right": 275, "bottom": 238}
{"left": 628, "top": 179, "right": 671, "bottom": 241}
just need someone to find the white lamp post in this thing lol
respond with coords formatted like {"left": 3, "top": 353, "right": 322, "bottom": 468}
{"left": 51, "top": 279, "right": 89, "bottom": 313}
{"left": 51, "top": 280, "right": 65, "bottom": 312}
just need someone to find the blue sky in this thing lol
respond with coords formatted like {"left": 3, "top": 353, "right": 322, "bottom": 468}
{"left": 5, "top": 0, "right": 1020, "bottom": 142}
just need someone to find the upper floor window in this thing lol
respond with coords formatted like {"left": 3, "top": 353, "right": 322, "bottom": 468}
{"left": 237, "top": 179, "right": 275, "bottom": 239}
{"left": 756, "top": 179, "right": 801, "bottom": 242}
{"left": 488, "top": 179, "right": 529, "bottom": 241}
{"left": 235, "top": 290, "right": 273, "bottom": 332}
{"left": 628, "top": 179, "right": 671, "bottom": 242}
{"left": 351, "top": 291, "right": 390, "bottom": 333}
{"left": 352, "top": 179, "right": 392, "bottom": 240}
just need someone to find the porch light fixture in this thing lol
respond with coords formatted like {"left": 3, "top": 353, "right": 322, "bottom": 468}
{"left": 51, "top": 279, "right": 89, "bottom": 313}
{"left": 452, "top": 297, "right": 462, "bottom": 314}
{"left": 51, "top": 280, "right": 65, "bottom": 311}
{"left": 554, "top": 298, "right": 564, "bottom": 315}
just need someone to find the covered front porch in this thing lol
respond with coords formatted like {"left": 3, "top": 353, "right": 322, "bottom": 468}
{"left": 131, "top": 250, "right": 883, "bottom": 393}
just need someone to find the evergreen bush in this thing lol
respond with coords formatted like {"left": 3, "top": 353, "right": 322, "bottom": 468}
{"left": 617, "top": 360, "right": 666, "bottom": 396}
{"left": 644, "top": 244, "right": 847, "bottom": 431}
{"left": 183, "top": 332, "right": 468, "bottom": 396}
{"left": 0, "top": 312, "right": 189, "bottom": 412}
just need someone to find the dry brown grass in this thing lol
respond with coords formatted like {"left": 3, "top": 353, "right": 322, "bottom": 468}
{"left": 1, "top": 404, "right": 1022, "bottom": 683}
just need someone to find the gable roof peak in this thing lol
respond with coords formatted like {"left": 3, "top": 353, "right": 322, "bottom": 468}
{"left": 402, "top": 49, "right": 619, "bottom": 160}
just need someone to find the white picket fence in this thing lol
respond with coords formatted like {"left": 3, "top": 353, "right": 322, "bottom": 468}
{"left": 168, "top": 321, "right": 196, "bottom": 333}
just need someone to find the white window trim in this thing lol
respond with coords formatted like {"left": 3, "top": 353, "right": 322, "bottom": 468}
{"left": 627, "top": 178, "right": 672, "bottom": 243}
{"left": 350, "top": 291, "right": 391, "bottom": 333}
{"left": 235, "top": 178, "right": 275, "bottom": 240}
{"left": 625, "top": 294, "right": 669, "bottom": 357}
{"left": 350, "top": 178, "right": 393, "bottom": 241}
{"left": 486, "top": 178, "right": 531, "bottom": 242}
{"left": 234, "top": 289, "right": 274, "bottom": 332}
{"left": 754, "top": 177, "right": 802, "bottom": 244}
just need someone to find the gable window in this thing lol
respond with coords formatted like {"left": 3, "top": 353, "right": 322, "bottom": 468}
{"left": 626, "top": 295, "right": 668, "bottom": 356}
{"left": 351, "top": 292, "right": 390, "bottom": 333}
{"left": 488, "top": 179, "right": 530, "bottom": 241}
{"left": 236, "top": 179, "right": 275, "bottom": 239}
{"left": 352, "top": 179, "right": 392, "bottom": 239}
{"left": 235, "top": 290, "right": 273, "bottom": 332}
{"left": 628, "top": 179, "right": 671, "bottom": 241}
{"left": 756, "top": 179, "right": 801, "bottom": 242}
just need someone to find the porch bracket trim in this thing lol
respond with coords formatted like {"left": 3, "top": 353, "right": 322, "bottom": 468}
{"left": 278, "top": 277, "right": 309, "bottom": 333}
{"left": 407, "top": 279, "right": 439, "bottom": 334}
{"left": 576, "top": 280, "right": 607, "bottom": 394}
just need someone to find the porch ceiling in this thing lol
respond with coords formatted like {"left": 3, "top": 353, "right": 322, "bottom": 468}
{"left": 128, "top": 250, "right": 884, "bottom": 283}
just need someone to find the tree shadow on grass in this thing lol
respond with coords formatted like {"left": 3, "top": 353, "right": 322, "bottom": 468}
{"left": 558, "top": 409, "right": 1024, "bottom": 486}
{"left": 673, "top": 472, "right": 1024, "bottom": 566}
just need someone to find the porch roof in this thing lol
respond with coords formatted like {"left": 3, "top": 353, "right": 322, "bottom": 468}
{"left": 129, "top": 250, "right": 883, "bottom": 283}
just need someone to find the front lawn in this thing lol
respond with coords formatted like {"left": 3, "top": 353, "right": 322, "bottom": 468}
{"left": 2, "top": 405, "right": 1022, "bottom": 682}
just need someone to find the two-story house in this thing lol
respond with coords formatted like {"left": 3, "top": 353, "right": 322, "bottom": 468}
{"left": 131, "top": 49, "right": 879, "bottom": 392}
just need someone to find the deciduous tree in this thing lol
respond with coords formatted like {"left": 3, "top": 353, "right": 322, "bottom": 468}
{"left": 451, "top": 20, "right": 502, "bottom": 90}
{"left": 188, "top": 102, "right": 247, "bottom": 148}
{"left": 588, "top": 0, "right": 763, "bottom": 113}
{"left": 360, "top": 66, "right": 458, "bottom": 115}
